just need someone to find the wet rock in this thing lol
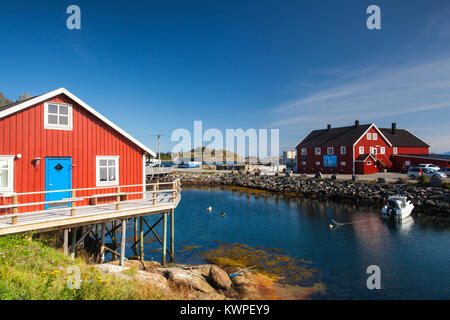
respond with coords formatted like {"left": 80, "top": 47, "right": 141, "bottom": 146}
{"left": 209, "top": 265, "right": 232, "bottom": 290}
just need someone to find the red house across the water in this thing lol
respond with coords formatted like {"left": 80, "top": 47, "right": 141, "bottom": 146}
{"left": 0, "top": 88, "right": 156, "bottom": 213}
{"left": 296, "top": 121, "right": 430, "bottom": 175}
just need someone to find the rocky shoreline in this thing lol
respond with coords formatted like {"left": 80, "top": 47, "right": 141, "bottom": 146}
{"left": 170, "top": 172, "right": 450, "bottom": 217}
{"left": 94, "top": 260, "right": 324, "bottom": 300}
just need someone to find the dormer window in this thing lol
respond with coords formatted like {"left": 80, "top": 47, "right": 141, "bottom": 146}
{"left": 44, "top": 102, "right": 73, "bottom": 130}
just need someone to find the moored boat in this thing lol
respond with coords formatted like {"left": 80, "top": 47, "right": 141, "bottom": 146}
{"left": 381, "top": 195, "right": 414, "bottom": 220}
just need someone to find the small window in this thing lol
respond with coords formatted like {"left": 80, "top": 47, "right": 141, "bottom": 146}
{"left": 96, "top": 156, "right": 119, "bottom": 186}
{"left": 393, "top": 147, "right": 398, "bottom": 154}
{"left": 0, "top": 156, "right": 14, "bottom": 194}
{"left": 340, "top": 146, "right": 346, "bottom": 155}
{"left": 367, "top": 161, "right": 372, "bottom": 165}
{"left": 341, "top": 161, "right": 346, "bottom": 166}
{"left": 315, "top": 147, "right": 321, "bottom": 155}
{"left": 316, "top": 161, "right": 321, "bottom": 166}
{"left": 327, "top": 147, "right": 334, "bottom": 155}
{"left": 301, "top": 148, "right": 307, "bottom": 156}
{"left": 301, "top": 161, "right": 306, "bottom": 165}
{"left": 44, "top": 102, "right": 73, "bottom": 130}
{"left": 359, "top": 146, "right": 364, "bottom": 154}
{"left": 373, "top": 133, "right": 377, "bottom": 140}
{"left": 380, "top": 147, "right": 385, "bottom": 154}
{"left": 367, "top": 133, "right": 372, "bottom": 140}
{"left": 370, "top": 147, "right": 377, "bottom": 154}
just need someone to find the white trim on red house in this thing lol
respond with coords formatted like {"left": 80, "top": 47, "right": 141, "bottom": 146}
{"left": 352, "top": 124, "right": 393, "bottom": 148}
{"left": 0, "top": 88, "right": 156, "bottom": 157}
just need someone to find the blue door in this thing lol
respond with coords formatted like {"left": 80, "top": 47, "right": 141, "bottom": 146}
{"left": 45, "top": 158, "right": 72, "bottom": 209}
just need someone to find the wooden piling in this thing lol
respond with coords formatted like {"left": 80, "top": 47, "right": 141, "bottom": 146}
{"left": 120, "top": 219, "right": 126, "bottom": 267}
{"left": 170, "top": 209, "right": 174, "bottom": 262}
{"left": 133, "top": 218, "right": 138, "bottom": 256}
{"left": 70, "top": 227, "right": 77, "bottom": 259}
{"left": 152, "top": 184, "right": 156, "bottom": 205}
{"left": 100, "top": 223, "right": 106, "bottom": 263}
{"left": 139, "top": 216, "right": 144, "bottom": 261}
{"left": 63, "top": 229, "right": 69, "bottom": 255}
{"left": 162, "top": 212, "right": 167, "bottom": 266}
{"left": 116, "top": 187, "right": 121, "bottom": 211}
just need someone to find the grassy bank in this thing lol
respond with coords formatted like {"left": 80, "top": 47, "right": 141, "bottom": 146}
{"left": 0, "top": 234, "right": 166, "bottom": 300}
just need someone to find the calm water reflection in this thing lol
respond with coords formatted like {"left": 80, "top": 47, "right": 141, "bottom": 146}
{"left": 136, "top": 187, "right": 450, "bottom": 299}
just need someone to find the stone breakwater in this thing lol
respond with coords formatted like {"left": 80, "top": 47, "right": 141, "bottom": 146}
{"left": 171, "top": 172, "right": 450, "bottom": 217}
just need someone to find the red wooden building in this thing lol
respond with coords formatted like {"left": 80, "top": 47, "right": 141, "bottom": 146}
{"left": 296, "top": 121, "right": 430, "bottom": 174}
{"left": 0, "top": 88, "right": 156, "bottom": 213}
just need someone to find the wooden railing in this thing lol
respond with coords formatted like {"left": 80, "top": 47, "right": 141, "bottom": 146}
{"left": 0, "top": 179, "right": 181, "bottom": 225}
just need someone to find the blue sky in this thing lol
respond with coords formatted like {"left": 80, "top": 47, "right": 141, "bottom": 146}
{"left": 1, "top": 0, "right": 450, "bottom": 154}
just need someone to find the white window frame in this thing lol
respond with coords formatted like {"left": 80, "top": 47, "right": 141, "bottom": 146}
{"left": 315, "top": 147, "right": 321, "bottom": 155}
{"left": 359, "top": 146, "right": 364, "bottom": 154}
{"left": 327, "top": 147, "right": 334, "bottom": 155}
{"left": 372, "top": 133, "right": 377, "bottom": 140}
{"left": 380, "top": 147, "right": 385, "bottom": 154}
{"left": 340, "top": 146, "right": 346, "bottom": 155}
{"left": 370, "top": 147, "right": 377, "bottom": 154}
{"left": 316, "top": 161, "right": 321, "bottom": 166}
{"left": 301, "top": 148, "right": 307, "bottom": 156}
{"left": 44, "top": 102, "right": 73, "bottom": 130}
{"left": 301, "top": 161, "right": 306, "bottom": 165}
{"left": 393, "top": 147, "right": 398, "bottom": 154}
{"left": 367, "top": 133, "right": 372, "bottom": 140}
{"left": 96, "top": 156, "right": 119, "bottom": 186}
{"left": 341, "top": 161, "right": 346, "bottom": 166}
{"left": 367, "top": 161, "right": 372, "bottom": 165}
{"left": 0, "top": 155, "right": 14, "bottom": 195}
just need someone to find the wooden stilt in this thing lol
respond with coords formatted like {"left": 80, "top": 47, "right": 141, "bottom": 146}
{"left": 139, "top": 216, "right": 144, "bottom": 261}
{"left": 120, "top": 219, "right": 126, "bottom": 266}
{"left": 112, "top": 221, "right": 117, "bottom": 260}
{"left": 134, "top": 218, "right": 138, "bottom": 256}
{"left": 63, "top": 229, "right": 69, "bottom": 255}
{"left": 100, "top": 223, "right": 106, "bottom": 263}
{"left": 170, "top": 209, "right": 174, "bottom": 262}
{"left": 162, "top": 212, "right": 167, "bottom": 266}
{"left": 70, "top": 227, "right": 77, "bottom": 259}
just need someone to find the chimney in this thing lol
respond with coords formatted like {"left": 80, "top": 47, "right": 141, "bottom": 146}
{"left": 327, "top": 124, "right": 331, "bottom": 130}
{"left": 355, "top": 120, "right": 359, "bottom": 128}
{"left": 392, "top": 122, "right": 397, "bottom": 134}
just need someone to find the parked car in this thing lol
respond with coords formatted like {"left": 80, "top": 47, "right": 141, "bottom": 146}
{"left": 438, "top": 167, "right": 450, "bottom": 175}
{"left": 418, "top": 164, "right": 441, "bottom": 171}
{"left": 422, "top": 168, "right": 447, "bottom": 179}
{"left": 407, "top": 167, "right": 423, "bottom": 179}
{"left": 401, "top": 165, "right": 411, "bottom": 174}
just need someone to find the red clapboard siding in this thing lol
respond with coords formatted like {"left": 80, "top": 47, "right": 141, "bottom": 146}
{"left": 0, "top": 93, "right": 145, "bottom": 214}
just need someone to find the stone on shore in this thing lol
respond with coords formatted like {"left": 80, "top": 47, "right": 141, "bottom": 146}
{"left": 209, "top": 265, "right": 232, "bottom": 290}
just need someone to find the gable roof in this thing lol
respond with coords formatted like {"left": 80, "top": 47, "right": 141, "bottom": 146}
{"left": 0, "top": 88, "right": 156, "bottom": 157}
{"left": 378, "top": 128, "right": 430, "bottom": 148}
{"left": 296, "top": 124, "right": 373, "bottom": 148}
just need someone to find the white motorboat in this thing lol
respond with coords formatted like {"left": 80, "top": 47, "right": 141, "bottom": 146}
{"left": 381, "top": 195, "right": 414, "bottom": 220}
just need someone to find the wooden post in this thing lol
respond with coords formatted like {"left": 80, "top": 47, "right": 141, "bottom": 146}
{"left": 70, "top": 227, "right": 77, "bottom": 259}
{"left": 11, "top": 195, "right": 18, "bottom": 224}
{"left": 139, "top": 216, "right": 144, "bottom": 261}
{"left": 172, "top": 182, "right": 176, "bottom": 203}
{"left": 100, "top": 223, "right": 106, "bottom": 263}
{"left": 63, "top": 229, "right": 69, "bottom": 255}
{"left": 120, "top": 219, "right": 126, "bottom": 267}
{"left": 170, "top": 209, "right": 175, "bottom": 262}
{"left": 152, "top": 184, "right": 156, "bottom": 205}
{"left": 162, "top": 212, "right": 167, "bottom": 266}
{"left": 112, "top": 221, "right": 117, "bottom": 261}
{"left": 70, "top": 190, "right": 76, "bottom": 216}
{"left": 116, "top": 187, "right": 121, "bottom": 211}
{"left": 133, "top": 218, "right": 138, "bottom": 256}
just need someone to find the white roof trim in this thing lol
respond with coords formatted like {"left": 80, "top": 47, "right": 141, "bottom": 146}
{"left": 352, "top": 123, "right": 393, "bottom": 147}
{"left": 0, "top": 88, "right": 156, "bottom": 157}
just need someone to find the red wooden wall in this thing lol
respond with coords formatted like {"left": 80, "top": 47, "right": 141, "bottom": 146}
{"left": 0, "top": 94, "right": 145, "bottom": 214}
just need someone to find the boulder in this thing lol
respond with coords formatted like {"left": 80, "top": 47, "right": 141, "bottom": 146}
{"left": 135, "top": 270, "right": 170, "bottom": 292}
{"left": 352, "top": 175, "right": 358, "bottom": 181}
{"left": 331, "top": 174, "right": 337, "bottom": 180}
{"left": 314, "top": 172, "right": 323, "bottom": 179}
{"left": 377, "top": 177, "right": 386, "bottom": 183}
{"left": 164, "top": 267, "right": 216, "bottom": 293}
{"left": 209, "top": 265, "right": 232, "bottom": 290}
{"left": 429, "top": 175, "right": 442, "bottom": 187}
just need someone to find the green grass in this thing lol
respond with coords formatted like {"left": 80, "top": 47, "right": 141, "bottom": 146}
{"left": 0, "top": 234, "right": 166, "bottom": 300}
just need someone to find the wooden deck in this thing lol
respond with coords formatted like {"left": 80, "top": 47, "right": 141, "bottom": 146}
{"left": 0, "top": 180, "right": 181, "bottom": 236}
